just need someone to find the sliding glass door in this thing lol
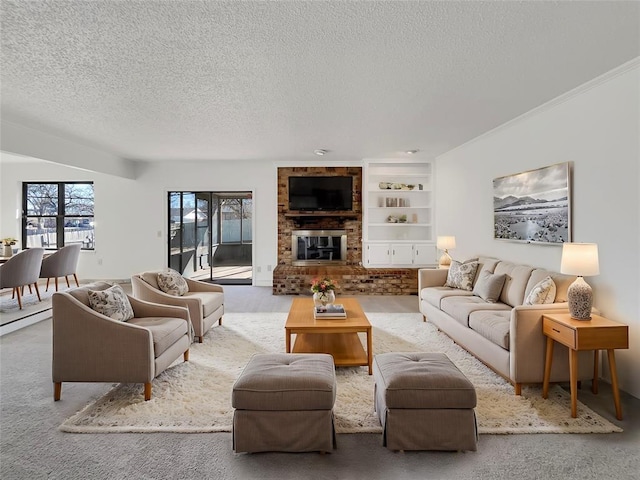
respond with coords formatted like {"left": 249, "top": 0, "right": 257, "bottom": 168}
{"left": 168, "top": 191, "right": 252, "bottom": 284}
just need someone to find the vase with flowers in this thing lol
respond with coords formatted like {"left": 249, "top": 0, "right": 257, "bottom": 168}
{"left": 310, "top": 277, "right": 337, "bottom": 307}
{"left": 2, "top": 238, "right": 17, "bottom": 257}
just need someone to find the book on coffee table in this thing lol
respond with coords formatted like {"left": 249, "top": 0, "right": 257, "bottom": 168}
{"left": 313, "top": 304, "right": 347, "bottom": 319}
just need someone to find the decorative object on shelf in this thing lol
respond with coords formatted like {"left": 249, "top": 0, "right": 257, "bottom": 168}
{"left": 378, "top": 182, "right": 415, "bottom": 190}
{"left": 2, "top": 238, "right": 17, "bottom": 257}
{"left": 386, "top": 215, "right": 408, "bottom": 223}
{"left": 493, "top": 162, "right": 571, "bottom": 244}
{"left": 384, "top": 197, "right": 409, "bottom": 207}
{"left": 311, "top": 277, "right": 337, "bottom": 306}
{"left": 560, "top": 243, "right": 599, "bottom": 320}
{"left": 437, "top": 236, "right": 456, "bottom": 268}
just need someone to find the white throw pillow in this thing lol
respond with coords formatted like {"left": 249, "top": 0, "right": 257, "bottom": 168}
{"left": 157, "top": 269, "right": 189, "bottom": 296}
{"left": 524, "top": 276, "right": 557, "bottom": 305}
{"left": 444, "top": 260, "right": 479, "bottom": 291}
{"left": 87, "top": 284, "right": 135, "bottom": 321}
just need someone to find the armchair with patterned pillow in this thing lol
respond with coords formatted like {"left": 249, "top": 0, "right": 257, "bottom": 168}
{"left": 131, "top": 269, "right": 224, "bottom": 343}
{"left": 52, "top": 281, "right": 192, "bottom": 401}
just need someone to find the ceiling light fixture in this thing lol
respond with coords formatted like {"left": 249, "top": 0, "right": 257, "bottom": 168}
{"left": 314, "top": 149, "right": 329, "bottom": 156}
{"left": 405, "top": 150, "right": 419, "bottom": 155}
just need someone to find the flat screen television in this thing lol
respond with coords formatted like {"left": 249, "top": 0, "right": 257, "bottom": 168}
{"left": 288, "top": 176, "right": 353, "bottom": 211}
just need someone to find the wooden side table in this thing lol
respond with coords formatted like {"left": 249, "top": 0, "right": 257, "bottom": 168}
{"left": 542, "top": 313, "right": 629, "bottom": 420}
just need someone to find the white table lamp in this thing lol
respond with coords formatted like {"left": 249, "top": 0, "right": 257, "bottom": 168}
{"left": 437, "top": 236, "right": 456, "bottom": 268}
{"left": 560, "top": 243, "right": 599, "bottom": 320}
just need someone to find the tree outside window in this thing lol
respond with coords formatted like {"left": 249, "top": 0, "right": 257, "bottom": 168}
{"left": 23, "top": 182, "right": 95, "bottom": 250}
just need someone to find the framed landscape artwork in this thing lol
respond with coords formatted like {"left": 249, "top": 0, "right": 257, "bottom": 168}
{"left": 493, "top": 162, "right": 571, "bottom": 244}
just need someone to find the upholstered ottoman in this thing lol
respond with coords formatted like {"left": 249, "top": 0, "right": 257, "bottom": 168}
{"left": 232, "top": 353, "right": 337, "bottom": 453}
{"left": 373, "top": 352, "right": 478, "bottom": 451}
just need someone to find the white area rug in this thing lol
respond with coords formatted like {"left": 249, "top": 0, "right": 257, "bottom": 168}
{"left": 59, "top": 312, "right": 622, "bottom": 434}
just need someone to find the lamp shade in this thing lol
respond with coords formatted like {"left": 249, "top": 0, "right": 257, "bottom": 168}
{"left": 437, "top": 236, "right": 456, "bottom": 250}
{"left": 560, "top": 243, "right": 600, "bottom": 276}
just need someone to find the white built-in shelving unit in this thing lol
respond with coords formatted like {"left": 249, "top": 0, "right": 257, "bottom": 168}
{"left": 362, "top": 158, "right": 437, "bottom": 267}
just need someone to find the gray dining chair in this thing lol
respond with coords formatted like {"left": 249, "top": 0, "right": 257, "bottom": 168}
{"left": 39, "top": 244, "right": 81, "bottom": 291}
{"left": 0, "top": 248, "right": 45, "bottom": 309}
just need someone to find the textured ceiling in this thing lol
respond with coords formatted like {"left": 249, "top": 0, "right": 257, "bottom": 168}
{"left": 1, "top": 1, "right": 639, "bottom": 163}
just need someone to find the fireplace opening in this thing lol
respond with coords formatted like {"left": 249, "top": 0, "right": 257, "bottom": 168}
{"left": 291, "top": 230, "right": 347, "bottom": 266}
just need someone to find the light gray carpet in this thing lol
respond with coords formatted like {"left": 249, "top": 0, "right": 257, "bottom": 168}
{"left": 1, "top": 286, "right": 639, "bottom": 480}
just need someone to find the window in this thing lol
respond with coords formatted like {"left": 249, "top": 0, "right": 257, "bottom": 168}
{"left": 22, "top": 182, "right": 95, "bottom": 250}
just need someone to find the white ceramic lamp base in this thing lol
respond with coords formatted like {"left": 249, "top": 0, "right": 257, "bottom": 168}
{"left": 567, "top": 276, "right": 593, "bottom": 320}
{"left": 438, "top": 250, "right": 452, "bottom": 268}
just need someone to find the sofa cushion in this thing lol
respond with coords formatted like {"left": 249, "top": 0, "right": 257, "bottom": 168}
{"left": 184, "top": 291, "right": 224, "bottom": 317}
{"left": 444, "top": 260, "right": 479, "bottom": 291}
{"left": 420, "top": 287, "right": 474, "bottom": 309}
{"left": 468, "top": 311, "right": 511, "bottom": 350}
{"left": 128, "top": 316, "right": 188, "bottom": 357}
{"left": 157, "top": 269, "right": 189, "bottom": 296}
{"left": 524, "top": 275, "right": 556, "bottom": 305}
{"left": 525, "top": 269, "right": 574, "bottom": 303}
{"left": 472, "top": 270, "right": 507, "bottom": 303}
{"left": 441, "top": 296, "right": 511, "bottom": 327}
{"left": 87, "top": 284, "right": 135, "bottom": 321}
{"left": 494, "top": 262, "right": 534, "bottom": 307}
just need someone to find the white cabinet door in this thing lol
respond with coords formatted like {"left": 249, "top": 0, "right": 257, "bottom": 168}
{"left": 413, "top": 243, "right": 436, "bottom": 266}
{"left": 365, "top": 243, "right": 391, "bottom": 266}
{"left": 391, "top": 244, "right": 414, "bottom": 265}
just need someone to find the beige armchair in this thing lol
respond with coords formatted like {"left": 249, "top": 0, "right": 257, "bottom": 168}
{"left": 39, "top": 243, "right": 81, "bottom": 291}
{"left": 0, "top": 248, "right": 45, "bottom": 309}
{"left": 52, "top": 281, "right": 192, "bottom": 401}
{"left": 131, "top": 271, "right": 224, "bottom": 343}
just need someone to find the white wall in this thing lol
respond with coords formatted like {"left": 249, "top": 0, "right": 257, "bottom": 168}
{"left": 435, "top": 63, "right": 640, "bottom": 399}
{"left": 0, "top": 156, "right": 279, "bottom": 286}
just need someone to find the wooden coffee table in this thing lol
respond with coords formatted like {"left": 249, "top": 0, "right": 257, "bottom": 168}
{"left": 285, "top": 297, "right": 373, "bottom": 374}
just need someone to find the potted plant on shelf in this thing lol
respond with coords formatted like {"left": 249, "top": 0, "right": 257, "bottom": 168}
{"left": 310, "top": 277, "right": 337, "bottom": 307}
{"left": 2, "top": 238, "right": 17, "bottom": 257}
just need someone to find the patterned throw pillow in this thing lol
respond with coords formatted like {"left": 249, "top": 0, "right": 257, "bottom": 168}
{"left": 524, "top": 276, "right": 557, "bottom": 305}
{"left": 444, "top": 260, "right": 479, "bottom": 291}
{"left": 157, "top": 269, "right": 188, "bottom": 296}
{"left": 472, "top": 270, "right": 507, "bottom": 303}
{"left": 87, "top": 284, "right": 135, "bottom": 321}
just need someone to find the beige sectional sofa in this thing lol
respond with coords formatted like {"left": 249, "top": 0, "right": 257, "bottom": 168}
{"left": 419, "top": 256, "right": 591, "bottom": 394}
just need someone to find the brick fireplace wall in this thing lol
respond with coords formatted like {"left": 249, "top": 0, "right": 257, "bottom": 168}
{"left": 272, "top": 166, "right": 418, "bottom": 295}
